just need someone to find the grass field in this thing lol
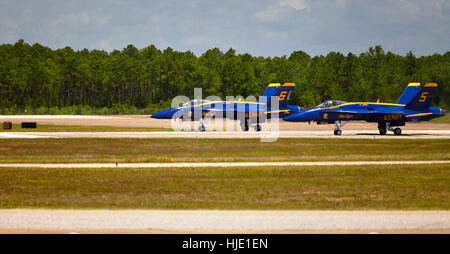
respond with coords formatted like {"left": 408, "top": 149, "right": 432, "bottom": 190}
{"left": 0, "top": 124, "right": 170, "bottom": 132}
{"left": 0, "top": 164, "right": 448, "bottom": 210}
{"left": 0, "top": 138, "right": 448, "bottom": 163}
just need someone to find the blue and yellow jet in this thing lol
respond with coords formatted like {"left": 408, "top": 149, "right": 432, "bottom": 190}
{"left": 151, "top": 83, "right": 300, "bottom": 131}
{"left": 283, "top": 83, "right": 448, "bottom": 135}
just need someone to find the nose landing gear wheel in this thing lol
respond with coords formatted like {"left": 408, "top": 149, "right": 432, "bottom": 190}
{"left": 198, "top": 121, "right": 206, "bottom": 132}
{"left": 333, "top": 121, "right": 345, "bottom": 135}
{"left": 394, "top": 128, "right": 402, "bottom": 136}
{"left": 254, "top": 124, "right": 262, "bottom": 132}
{"left": 379, "top": 128, "right": 387, "bottom": 135}
{"left": 334, "top": 130, "right": 342, "bottom": 135}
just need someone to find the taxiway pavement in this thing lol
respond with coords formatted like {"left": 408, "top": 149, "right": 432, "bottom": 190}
{"left": 0, "top": 160, "right": 448, "bottom": 168}
{"left": 1, "top": 130, "right": 450, "bottom": 139}
{"left": 0, "top": 209, "right": 448, "bottom": 233}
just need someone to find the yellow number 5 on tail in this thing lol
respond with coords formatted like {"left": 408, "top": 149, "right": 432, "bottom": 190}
{"left": 419, "top": 92, "right": 428, "bottom": 102}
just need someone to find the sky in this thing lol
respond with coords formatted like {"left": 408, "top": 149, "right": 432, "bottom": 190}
{"left": 0, "top": 0, "right": 449, "bottom": 57}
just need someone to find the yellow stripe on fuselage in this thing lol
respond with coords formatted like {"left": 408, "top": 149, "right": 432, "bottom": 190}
{"left": 310, "top": 102, "right": 405, "bottom": 111}
{"left": 180, "top": 100, "right": 265, "bottom": 109}
{"left": 338, "top": 102, "right": 405, "bottom": 107}
{"left": 406, "top": 113, "right": 433, "bottom": 118}
{"left": 264, "top": 109, "right": 290, "bottom": 114}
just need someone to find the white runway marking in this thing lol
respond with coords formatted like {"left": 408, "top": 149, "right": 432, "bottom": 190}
{"left": 0, "top": 130, "right": 449, "bottom": 139}
{"left": 0, "top": 133, "right": 49, "bottom": 138}
{"left": 0, "top": 115, "right": 120, "bottom": 119}
{"left": 0, "top": 160, "right": 448, "bottom": 168}
{"left": 0, "top": 209, "right": 448, "bottom": 231}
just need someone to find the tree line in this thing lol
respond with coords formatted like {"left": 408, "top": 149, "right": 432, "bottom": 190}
{"left": 0, "top": 39, "right": 448, "bottom": 114}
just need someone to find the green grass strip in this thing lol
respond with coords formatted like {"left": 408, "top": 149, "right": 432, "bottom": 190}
{"left": 0, "top": 164, "right": 448, "bottom": 210}
{"left": 0, "top": 138, "right": 448, "bottom": 163}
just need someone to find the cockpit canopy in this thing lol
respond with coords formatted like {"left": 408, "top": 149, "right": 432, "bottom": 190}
{"left": 182, "top": 99, "right": 210, "bottom": 106}
{"left": 316, "top": 100, "right": 347, "bottom": 108}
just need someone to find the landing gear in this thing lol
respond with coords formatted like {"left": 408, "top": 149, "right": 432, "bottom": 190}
{"left": 240, "top": 118, "right": 249, "bottom": 131}
{"left": 378, "top": 122, "right": 387, "bottom": 135}
{"left": 379, "top": 128, "right": 387, "bottom": 135}
{"left": 378, "top": 122, "right": 402, "bottom": 135}
{"left": 198, "top": 121, "right": 206, "bottom": 132}
{"left": 241, "top": 116, "right": 263, "bottom": 132}
{"left": 333, "top": 121, "right": 346, "bottom": 135}
{"left": 198, "top": 117, "right": 209, "bottom": 132}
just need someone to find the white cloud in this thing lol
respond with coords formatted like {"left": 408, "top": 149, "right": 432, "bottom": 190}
{"left": 277, "top": 0, "right": 309, "bottom": 11}
{"left": 183, "top": 35, "right": 210, "bottom": 46}
{"left": 97, "top": 38, "right": 113, "bottom": 52}
{"left": 0, "top": 0, "right": 448, "bottom": 57}
{"left": 262, "top": 30, "right": 289, "bottom": 40}
{"left": 253, "top": 0, "right": 309, "bottom": 22}
{"left": 50, "top": 12, "right": 89, "bottom": 26}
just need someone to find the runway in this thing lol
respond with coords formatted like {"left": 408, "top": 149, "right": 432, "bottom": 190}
{"left": 0, "top": 209, "right": 448, "bottom": 233}
{"left": 1, "top": 130, "right": 450, "bottom": 139}
{"left": 1, "top": 115, "right": 448, "bottom": 139}
{"left": 0, "top": 160, "right": 448, "bottom": 168}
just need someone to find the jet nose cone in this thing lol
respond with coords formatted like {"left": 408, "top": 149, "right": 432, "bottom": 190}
{"left": 283, "top": 112, "right": 302, "bottom": 122}
{"left": 150, "top": 111, "right": 164, "bottom": 119}
{"left": 283, "top": 110, "right": 319, "bottom": 122}
{"left": 151, "top": 108, "right": 177, "bottom": 119}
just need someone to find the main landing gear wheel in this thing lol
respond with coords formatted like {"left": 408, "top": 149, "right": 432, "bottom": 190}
{"left": 394, "top": 128, "right": 402, "bottom": 136}
{"left": 243, "top": 122, "right": 249, "bottom": 131}
{"left": 378, "top": 122, "right": 387, "bottom": 135}
{"left": 254, "top": 124, "right": 262, "bottom": 132}
{"left": 378, "top": 128, "right": 387, "bottom": 135}
{"left": 240, "top": 119, "right": 249, "bottom": 131}
{"left": 334, "top": 130, "right": 342, "bottom": 136}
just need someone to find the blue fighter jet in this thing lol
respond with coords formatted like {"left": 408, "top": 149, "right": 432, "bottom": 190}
{"left": 283, "top": 83, "right": 448, "bottom": 135}
{"left": 151, "top": 83, "right": 300, "bottom": 131}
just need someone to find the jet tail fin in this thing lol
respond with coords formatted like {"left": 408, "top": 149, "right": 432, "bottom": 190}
{"left": 397, "top": 82, "right": 421, "bottom": 104}
{"left": 404, "top": 83, "right": 437, "bottom": 110}
{"left": 261, "top": 83, "right": 295, "bottom": 107}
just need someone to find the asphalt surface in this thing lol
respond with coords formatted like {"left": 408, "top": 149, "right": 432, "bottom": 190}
{"left": 1, "top": 130, "right": 450, "bottom": 139}
{"left": 0, "top": 210, "right": 448, "bottom": 233}
{"left": 1, "top": 115, "right": 448, "bottom": 139}
{"left": 0, "top": 160, "right": 448, "bottom": 168}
